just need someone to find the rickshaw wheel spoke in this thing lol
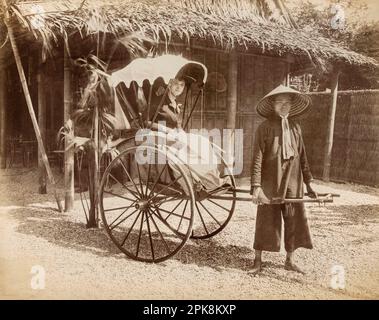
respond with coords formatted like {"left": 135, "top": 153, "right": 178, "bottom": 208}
{"left": 103, "top": 190, "right": 136, "bottom": 202}
{"left": 195, "top": 202, "right": 209, "bottom": 235}
{"left": 145, "top": 162, "right": 152, "bottom": 197}
{"left": 117, "top": 157, "right": 144, "bottom": 198}
{"left": 160, "top": 199, "right": 184, "bottom": 221}
{"left": 120, "top": 211, "right": 142, "bottom": 247}
{"left": 135, "top": 211, "right": 145, "bottom": 258}
{"left": 104, "top": 204, "right": 136, "bottom": 213}
{"left": 206, "top": 198, "right": 231, "bottom": 212}
{"left": 100, "top": 146, "right": 194, "bottom": 263}
{"left": 148, "top": 173, "right": 184, "bottom": 203}
{"left": 109, "top": 207, "right": 138, "bottom": 231}
{"left": 107, "top": 172, "right": 140, "bottom": 198}
{"left": 147, "top": 163, "right": 168, "bottom": 198}
{"left": 177, "top": 200, "right": 189, "bottom": 231}
{"left": 135, "top": 159, "right": 144, "bottom": 197}
{"left": 145, "top": 210, "right": 155, "bottom": 261}
{"left": 190, "top": 161, "right": 237, "bottom": 239}
{"left": 149, "top": 206, "right": 186, "bottom": 238}
{"left": 198, "top": 201, "right": 222, "bottom": 227}
{"left": 152, "top": 205, "right": 191, "bottom": 221}
{"left": 147, "top": 208, "right": 171, "bottom": 255}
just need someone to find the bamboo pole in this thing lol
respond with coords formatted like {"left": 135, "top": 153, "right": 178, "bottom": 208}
{"left": 225, "top": 50, "right": 238, "bottom": 173}
{"left": 95, "top": 103, "right": 100, "bottom": 226}
{"left": 322, "top": 70, "right": 340, "bottom": 182}
{"left": 64, "top": 45, "right": 74, "bottom": 211}
{"left": 3, "top": 5, "right": 63, "bottom": 212}
{"left": 0, "top": 53, "right": 6, "bottom": 169}
{"left": 37, "top": 54, "right": 47, "bottom": 193}
{"left": 284, "top": 54, "right": 293, "bottom": 86}
{"left": 226, "top": 51, "right": 238, "bottom": 130}
{"left": 87, "top": 103, "right": 99, "bottom": 228}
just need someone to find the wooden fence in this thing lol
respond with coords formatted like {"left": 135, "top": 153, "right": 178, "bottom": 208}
{"left": 190, "top": 89, "right": 379, "bottom": 187}
{"left": 300, "top": 90, "right": 379, "bottom": 187}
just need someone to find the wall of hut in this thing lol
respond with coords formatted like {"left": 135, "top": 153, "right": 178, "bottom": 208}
{"left": 186, "top": 47, "right": 379, "bottom": 186}
{"left": 6, "top": 42, "right": 378, "bottom": 187}
{"left": 1, "top": 43, "right": 289, "bottom": 174}
{"left": 300, "top": 90, "right": 379, "bottom": 187}
{"left": 1, "top": 52, "right": 65, "bottom": 168}
{"left": 185, "top": 47, "right": 288, "bottom": 176}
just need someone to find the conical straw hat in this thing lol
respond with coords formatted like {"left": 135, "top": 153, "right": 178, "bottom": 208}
{"left": 256, "top": 85, "right": 311, "bottom": 118}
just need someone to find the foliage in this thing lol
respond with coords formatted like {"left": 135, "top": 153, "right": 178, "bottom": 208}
{"left": 57, "top": 54, "right": 118, "bottom": 155}
{"left": 291, "top": 0, "right": 372, "bottom": 47}
{"left": 57, "top": 118, "right": 90, "bottom": 152}
{"left": 291, "top": 0, "right": 379, "bottom": 89}
{"left": 6, "top": 0, "right": 377, "bottom": 67}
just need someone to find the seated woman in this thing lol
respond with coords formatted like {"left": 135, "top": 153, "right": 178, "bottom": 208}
{"left": 143, "top": 77, "right": 184, "bottom": 129}
{"left": 142, "top": 76, "right": 230, "bottom": 195}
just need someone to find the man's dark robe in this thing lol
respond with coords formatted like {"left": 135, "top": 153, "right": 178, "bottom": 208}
{"left": 250, "top": 117, "right": 313, "bottom": 199}
{"left": 250, "top": 116, "right": 313, "bottom": 252}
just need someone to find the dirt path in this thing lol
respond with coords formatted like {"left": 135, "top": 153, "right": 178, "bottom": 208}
{"left": 0, "top": 169, "right": 378, "bottom": 299}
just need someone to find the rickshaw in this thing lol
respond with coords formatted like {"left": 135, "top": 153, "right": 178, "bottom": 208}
{"left": 77, "top": 54, "right": 338, "bottom": 263}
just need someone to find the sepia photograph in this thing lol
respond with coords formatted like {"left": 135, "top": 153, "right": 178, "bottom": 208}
{"left": 0, "top": 0, "right": 378, "bottom": 304}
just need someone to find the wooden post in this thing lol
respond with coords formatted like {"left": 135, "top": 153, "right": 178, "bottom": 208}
{"left": 226, "top": 51, "right": 238, "bottom": 130}
{"left": 225, "top": 50, "right": 238, "bottom": 173}
{"left": 284, "top": 55, "right": 292, "bottom": 86}
{"left": 3, "top": 4, "right": 63, "bottom": 212}
{"left": 64, "top": 45, "right": 74, "bottom": 211}
{"left": 322, "top": 70, "right": 340, "bottom": 181}
{"left": 87, "top": 104, "right": 99, "bottom": 228}
{"left": 37, "top": 54, "right": 47, "bottom": 193}
{"left": 0, "top": 54, "right": 7, "bottom": 169}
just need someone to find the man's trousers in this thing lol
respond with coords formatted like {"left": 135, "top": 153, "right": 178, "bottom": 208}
{"left": 253, "top": 203, "right": 313, "bottom": 252}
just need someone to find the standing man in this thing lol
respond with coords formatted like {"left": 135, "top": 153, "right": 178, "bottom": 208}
{"left": 250, "top": 85, "right": 318, "bottom": 275}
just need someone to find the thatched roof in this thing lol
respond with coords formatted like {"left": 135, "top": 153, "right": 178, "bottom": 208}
{"left": 3, "top": 0, "right": 378, "bottom": 67}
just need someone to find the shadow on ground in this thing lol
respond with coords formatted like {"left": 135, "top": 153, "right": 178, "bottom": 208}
{"left": 310, "top": 204, "right": 379, "bottom": 228}
{"left": 10, "top": 203, "right": 378, "bottom": 273}
{"left": 10, "top": 205, "right": 254, "bottom": 271}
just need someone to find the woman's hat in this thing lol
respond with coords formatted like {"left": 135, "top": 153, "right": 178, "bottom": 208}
{"left": 256, "top": 85, "right": 311, "bottom": 118}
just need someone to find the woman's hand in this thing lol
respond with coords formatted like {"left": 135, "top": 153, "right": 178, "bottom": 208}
{"left": 306, "top": 183, "right": 318, "bottom": 199}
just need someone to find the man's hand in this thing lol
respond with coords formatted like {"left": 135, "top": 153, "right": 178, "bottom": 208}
{"left": 306, "top": 183, "right": 318, "bottom": 199}
{"left": 251, "top": 187, "right": 261, "bottom": 205}
{"left": 251, "top": 187, "right": 270, "bottom": 205}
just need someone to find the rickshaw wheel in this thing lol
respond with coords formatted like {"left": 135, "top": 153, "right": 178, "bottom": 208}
{"left": 99, "top": 145, "right": 195, "bottom": 263}
{"left": 190, "top": 161, "right": 237, "bottom": 240}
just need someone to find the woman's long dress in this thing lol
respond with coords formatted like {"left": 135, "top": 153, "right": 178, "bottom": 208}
{"left": 144, "top": 92, "right": 228, "bottom": 194}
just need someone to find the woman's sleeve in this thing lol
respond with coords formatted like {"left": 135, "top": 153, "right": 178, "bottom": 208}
{"left": 250, "top": 124, "right": 265, "bottom": 194}
{"left": 158, "top": 105, "right": 180, "bottom": 128}
{"left": 297, "top": 124, "right": 313, "bottom": 184}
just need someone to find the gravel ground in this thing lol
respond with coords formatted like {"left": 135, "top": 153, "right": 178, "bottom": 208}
{"left": 0, "top": 168, "right": 378, "bottom": 300}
